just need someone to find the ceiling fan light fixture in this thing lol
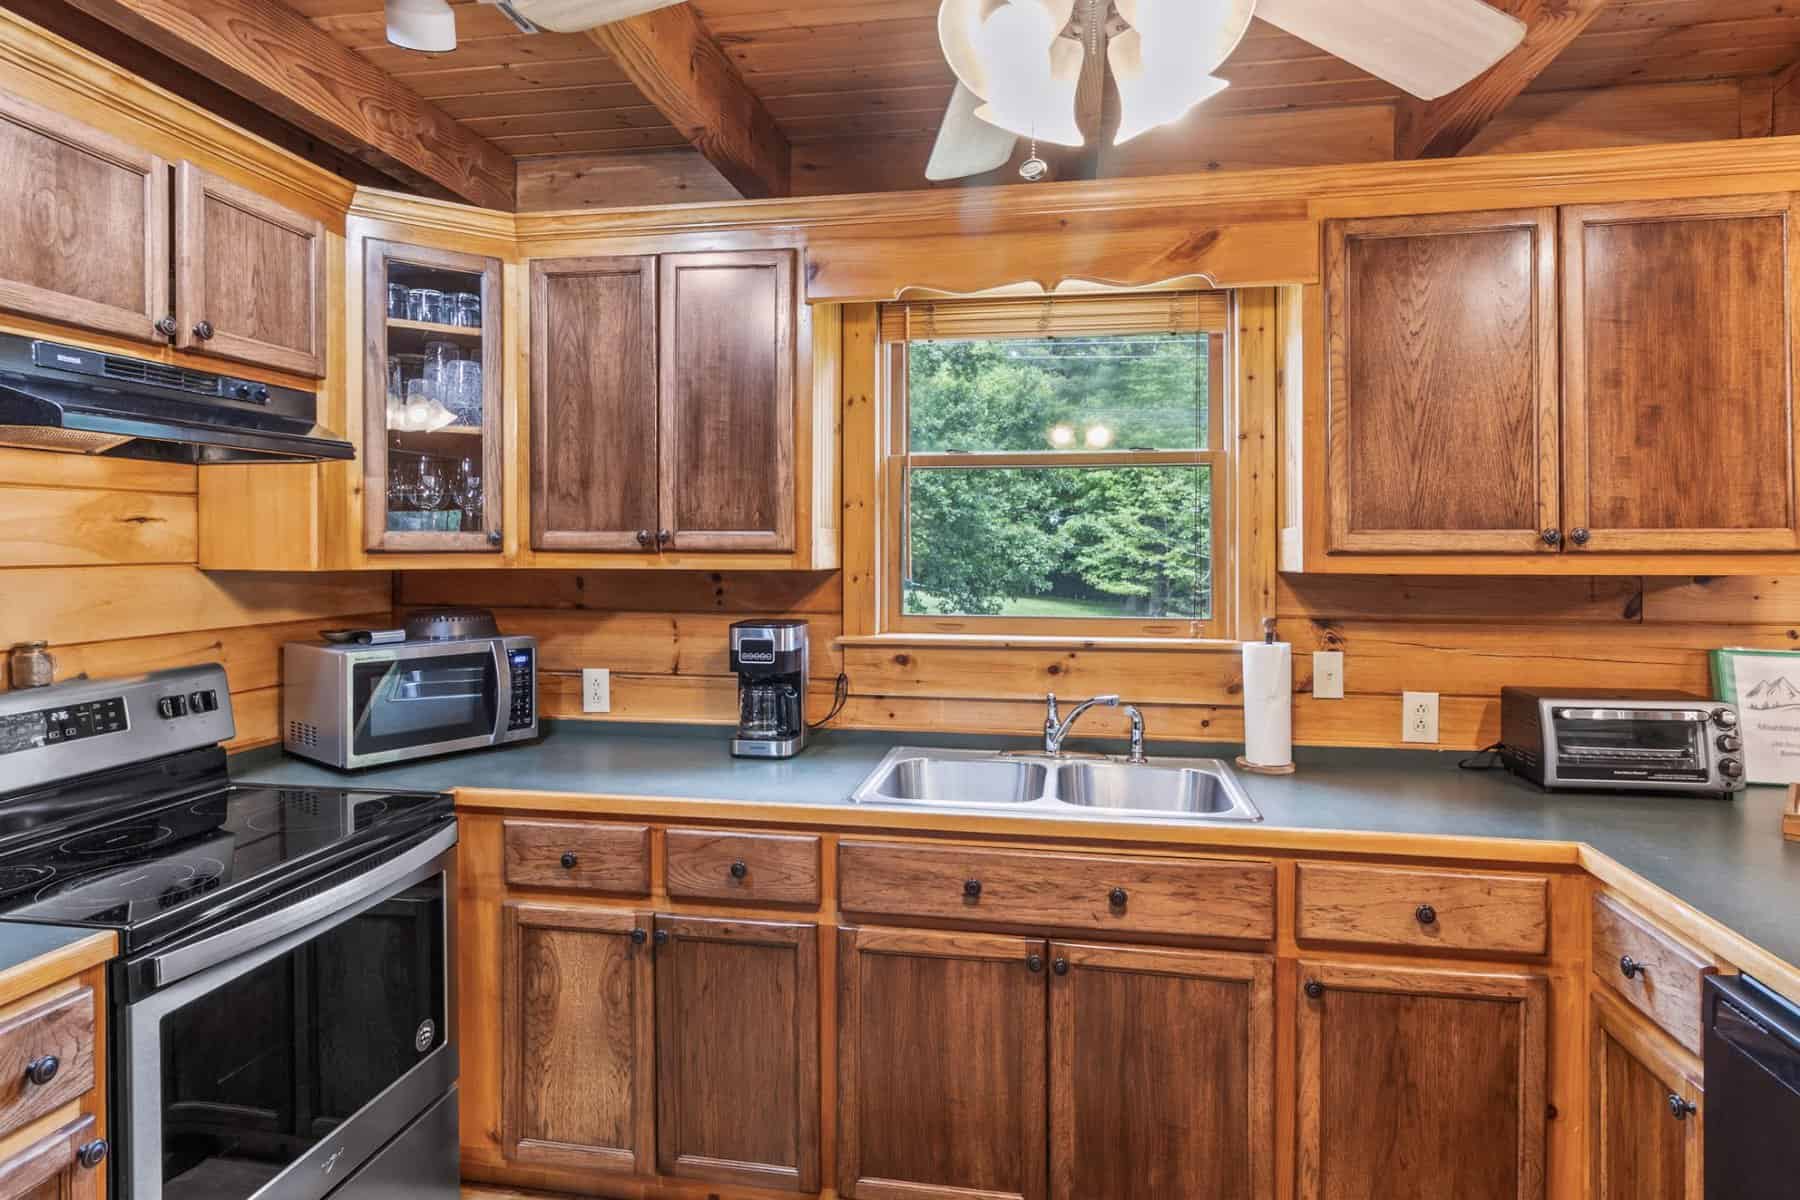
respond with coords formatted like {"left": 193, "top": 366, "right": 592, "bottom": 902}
{"left": 1110, "top": 0, "right": 1253, "bottom": 144}
{"left": 478, "top": 0, "right": 688, "bottom": 34}
{"left": 940, "top": 0, "right": 1085, "bottom": 145}
{"left": 386, "top": 0, "right": 457, "bottom": 52}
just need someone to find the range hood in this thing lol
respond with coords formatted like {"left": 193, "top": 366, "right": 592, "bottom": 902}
{"left": 0, "top": 334, "right": 353, "bottom": 464}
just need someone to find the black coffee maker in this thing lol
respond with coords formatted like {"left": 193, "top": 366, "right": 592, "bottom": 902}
{"left": 729, "top": 620, "right": 809, "bottom": 758}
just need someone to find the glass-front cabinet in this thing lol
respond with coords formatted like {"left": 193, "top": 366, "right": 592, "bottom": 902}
{"left": 363, "top": 239, "right": 503, "bottom": 552}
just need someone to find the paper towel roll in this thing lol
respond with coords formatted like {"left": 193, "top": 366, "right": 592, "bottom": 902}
{"left": 1242, "top": 640, "right": 1293, "bottom": 769}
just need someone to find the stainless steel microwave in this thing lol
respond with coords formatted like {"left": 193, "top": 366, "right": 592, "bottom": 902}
{"left": 283, "top": 635, "right": 538, "bottom": 769}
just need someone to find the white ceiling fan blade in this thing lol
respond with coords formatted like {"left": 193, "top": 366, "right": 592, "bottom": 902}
{"left": 486, "top": 0, "right": 687, "bottom": 34}
{"left": 1254, "top": 0, "right": 1527, "bottom": 100}
{"left": 926, "top": 83, "right": 1019, "bottom": 182}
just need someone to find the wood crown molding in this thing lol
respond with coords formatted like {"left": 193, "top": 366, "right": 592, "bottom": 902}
{"left": 349, "top": 188, "right": 519, "bottom": 246}
{"left": 0, "top": 8, "right": 354, "bottom": 219}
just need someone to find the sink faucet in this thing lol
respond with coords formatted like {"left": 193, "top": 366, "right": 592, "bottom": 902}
{"left": 1043, "top": 692, "right": 1119, "bottom": 756}
{"left": 1124, "top": 704, "right": 1148, "bottom": 764}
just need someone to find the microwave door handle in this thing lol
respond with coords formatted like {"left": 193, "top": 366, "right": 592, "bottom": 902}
{"left": 494, "top": 642, "right": 512, "bottom": 743}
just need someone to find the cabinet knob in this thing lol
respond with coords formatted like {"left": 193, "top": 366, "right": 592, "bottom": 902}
{"left": 630, "top": 928, "right": 647, "bottom": 945}
{"left": 23, "top": 1056, "right": 58, "bottom": 1087}
{"left": 963, "top": 878, "right": 982, "bottom": 900}
{"left": 1619, "top": 954, "right": 1648, "bottom": 981}
{"left": 487, "top": 529, "right": 503, "bottom": 546}
{"left": 193, "top": 320, "right": 215, "bottom": 341}
{"left": 636, "top": 530, "right": 653, "bottom": 548}
{"left": 1570, "top": 527, "right": 1591, "bottom": 547}
{"left": 154, "top": 316, "right": 178, "bottom": 340}
{"left": 1416, "top": 904, "right": 1438, "bottom": 926}
{"left": 729, "top": 860, "right": 748, "bottom": 880}
{"left": 654, "top": 929, "right": 670, "bottom": 946}
{"left": 1667, "top": 1093, "right": 1697, "bottom": 1121}
{"left": 560, "top": 851, "right": 578, "bottom": 870}
{"left": 1304, "top": 980, "right": 1326, "bottom": 1000}
{"left": 1026, "top": 953, "right": 1044, "bottom": 973}
{"left": 657, "top": 529, "right": 672, "bottom": 547}
{"left": 1540, "top": 529, "right": 1561, "bottom": 547}
{"left": 1108, "top": 887, "right": 1129, "bottom": 908}
{"left": 76, "top": 1140, "right": 108, "bottom": 1171}
{"left": 1052, "top": 957, "right": 1069, "bottom": 976}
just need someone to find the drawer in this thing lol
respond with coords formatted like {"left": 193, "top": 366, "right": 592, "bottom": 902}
{"left": 503, "top": 820, "right": 651, "bottom": 894}
{"left": 1296, "top": 863, "right": 1550, "bottom": 955}
{"left": 0, "top": 1113, "right": 101, "bottom": 1199}
{"left": 0, "top": 988, "right": 95, "bottom": 1141}
{"left": 1592, "top": 892, "right": 1715, "bottom": 1055}
{"left": 838, "top": 841, "right": 1274, "bottom": 940}
{"left": 665, "top": 829, "right": 821, "bottom": 906}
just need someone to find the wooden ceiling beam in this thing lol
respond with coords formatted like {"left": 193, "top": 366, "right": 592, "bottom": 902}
{"left": 587, "top": 5, "right": 791, "bottom": 200}
{"left": 1393, "top": 0, "right": 1612, "bottom": 160}
{"left": 51, "top": 0, "right": 517, "bottom": 210}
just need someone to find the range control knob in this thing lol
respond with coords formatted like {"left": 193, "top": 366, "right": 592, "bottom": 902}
{"left": 252, "top": 385, "right": 270, "bottom": 405}
{"left": 1712, "top": 707, "right": 1740, "bottom": 730}
{"left": 231, "top": 383, "right": 252, "bottom": 402}
{"left": 1717, "top": 734, "right": 1742, "bottom": 753}
{"left": 1719, "top": 757, "right": 1744, "bottom": 780}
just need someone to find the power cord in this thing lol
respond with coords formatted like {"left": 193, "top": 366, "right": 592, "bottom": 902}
{"left": 1459, "top": 742, "right": 1505, "bottom": 771}
{"left": 809, "top": 672, "right": 850, "bottom": 732}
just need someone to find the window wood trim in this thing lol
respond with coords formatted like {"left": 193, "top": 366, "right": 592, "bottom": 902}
{"left": 880, "top": 291, "right": 1230, "bottom": 342}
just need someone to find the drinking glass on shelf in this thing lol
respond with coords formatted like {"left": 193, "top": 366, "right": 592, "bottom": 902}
{"left": 422, "top": 340, "right": 459, "bottom": 404}
{"left": 387, "top": 459, "right": 415, "bottom": 512}
{"left": 414, "top": 459, "right": 449, "bottom": 512}
{"left": 450, "top": 293, "right": 481, "bottom": 328}
{"left": 387, "top": 283, "right": 408, "bottom": 319}
{"left": 403, "top": 379, "right": 432, "bottom": 431}
{"left": 406, "top": 288, "right": 446, "bottom": 325}
{"left": 456, "top": 456, "right": 484, "bottom": 525}
{"left": 447, "top": 359, "right": 482, "bottom": 424}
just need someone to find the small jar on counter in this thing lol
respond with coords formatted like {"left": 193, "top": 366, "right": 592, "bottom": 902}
{"left": 7, "top": 642, "right": 54, "bottom": 689}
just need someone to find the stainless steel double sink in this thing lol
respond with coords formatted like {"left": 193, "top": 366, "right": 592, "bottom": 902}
{"left": 848, "top": 747, "right": 1262, "bottom": 822}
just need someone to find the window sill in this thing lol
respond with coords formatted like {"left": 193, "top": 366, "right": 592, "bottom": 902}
{"left": 835, "top": 632, "right": 1243, "bottom": 652}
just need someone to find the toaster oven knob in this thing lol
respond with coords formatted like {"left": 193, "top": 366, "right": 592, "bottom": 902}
{"left": 1720, "top": 757, "right": 1744, "bottom": 779}
{"left": 1712, "top": 707, "right": 1739, "bottom": 729}
{"left": 1717, "top": 734, "right": 1742, "bottom": 753}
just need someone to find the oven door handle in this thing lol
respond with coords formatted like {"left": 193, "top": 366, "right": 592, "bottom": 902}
{"left": 149, "top": 822, "right": 458, "bottom": 989}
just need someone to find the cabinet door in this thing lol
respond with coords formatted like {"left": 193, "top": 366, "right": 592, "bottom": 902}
{"left": 500, "top": 903, "right": 654, "bottom": 1175}
{"left": 1592, "top": 991, "right": 1702, "bottom": 1200}
{"left": 1325, "top": 210, "right": 1560, "bottom": 554}
{"left": 838, "top": 926, "right": 1047, "bottom": 1200}
{"left": 176, "top": 162, "right": 326, "bottom": 377}
{"left": 0, "top": 1113, "right": 103, "bottom": 1200}
{"left": 530, "top": 257, "right": 660, "bottom": 551}
{"left": 0, "top": 89, "right": 169, "bottom": 343}
{"left": 659, "top": 250, "right": 796, "bottom": 552}
{"left": 1562, "top": 194, "right": 1800, "bottom": 551}
{"left": 654, "top": 916, "right": 819, "bottom": 1192}
{"left": 1048, "top": 943, "right": 1275, "bottom": 1200}
{"left": 1296, "top": 961, "right": 1548, "bottom": 1200}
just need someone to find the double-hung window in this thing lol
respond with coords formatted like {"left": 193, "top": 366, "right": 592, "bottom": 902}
{"left": 880, "top": 293, "right": 1231, "bottom": 639}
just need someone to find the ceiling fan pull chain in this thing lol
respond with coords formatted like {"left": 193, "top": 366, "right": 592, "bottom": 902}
{"left": 1021, "top": 134, "right": 1049, "bottom": 182}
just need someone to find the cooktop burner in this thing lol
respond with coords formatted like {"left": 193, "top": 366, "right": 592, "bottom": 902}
{"left": 30, "top": 855, "right": 228, "bottom": 923}
{"left": 60, "top": 822, "right": 175, "bottom": 856}
{"left": 0, "top": 865, "right": 51, "bottom": 893}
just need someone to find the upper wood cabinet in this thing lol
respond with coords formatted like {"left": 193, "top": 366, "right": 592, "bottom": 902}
{"left": 175, "top": 163, "right": 326, "bottom": 378}
{"left": 837, "top": 925, "right": 1047, "bottom": 1200}
{"left": 0, "top": 89, "right": 168, "bottom": 344}
{"left": 529, "top": 249, "right": 803, "bottom": 557}
{"left": 1296, "top": 961, "right": 1548, "bottom": 1200}
{"left": 1048, "top": 943, "right": 1275, "bottom": 1200}
{"left": 1325, "top": 209, "right": 1560, "bottom": 555}
{"left": 1591, "top": 991, "right": 1703, "bottom": 1200}
{"left": 1562, "top": 194, "right": 1800, "bottom": 552}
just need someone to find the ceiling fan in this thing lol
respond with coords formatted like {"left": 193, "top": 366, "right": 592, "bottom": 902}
{"left": 926, "top": 0, "right": 1529, "bottom": 181}
{"left": 386, "top": 1, "right": 688, "bottom": 51}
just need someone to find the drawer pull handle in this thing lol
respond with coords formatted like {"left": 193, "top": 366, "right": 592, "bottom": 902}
{"left": 963, "top": 878, "right": 982, "bottom": 900}
{"left": 1026, "top": 954, "right": 1044, "bottom": 973}
{"left": 1667, "top": 1093, "right": 1697, "bottom": 1121}
{"left": 1619, "top": 955, "right": 1648, "bottom": 981}
{"left": 1108, "top": 886, "right": 1129, "bottom": 908}
{"left": 560, "top": 851, "right": 579, "bottom": 870}
{"left": 23, "top": 1056, "right": 58, "bottom": 1087}
{"left": 192, "top": 320, "right": 215, "bottom": 341}
{"left": 1052, "top": 957, "right": 1069, "bottom": 976}
{"left": 1416, "top": 904, "right": 1438, "bottom": 926}
{"left": 730, "top": 860, "right": 748, "bottom": 880}
{"left": 77, "top": 1140, "right": 108, "bottom": 1171}
{"left": 1304, "top": 980, "right": 1326, "bottom": 1000}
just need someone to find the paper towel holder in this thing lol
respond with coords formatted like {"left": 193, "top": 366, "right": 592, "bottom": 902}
{"left": 1237, "top": 616, "right": 1298, "bottom": 776}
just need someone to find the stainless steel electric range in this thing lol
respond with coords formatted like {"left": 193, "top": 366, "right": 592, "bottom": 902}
{"left": 0, "top": 664, "right": 460, "bottom": 1200}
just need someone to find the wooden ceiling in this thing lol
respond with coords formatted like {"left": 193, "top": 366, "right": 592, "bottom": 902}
{"left": 48, "top": 0, "right": 1800, "bottom": 206}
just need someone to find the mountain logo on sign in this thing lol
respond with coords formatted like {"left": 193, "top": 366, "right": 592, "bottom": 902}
{"left": 1744, "top": 675, "right": 1800, "bottom": 711}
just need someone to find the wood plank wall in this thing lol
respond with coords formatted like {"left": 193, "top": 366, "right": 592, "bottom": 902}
{"left": 0, "top": 450, "right": 389, "bottom": 750}
{"left": 399, "top": 570, "right": 1799, "bottom": 752}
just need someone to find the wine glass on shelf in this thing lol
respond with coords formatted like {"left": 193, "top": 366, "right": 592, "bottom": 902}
{"left": 454, "top": 456, "right": 484, "bottom": 527}
{"left": 414, "top": 458, "right": 449, "bottom": 514}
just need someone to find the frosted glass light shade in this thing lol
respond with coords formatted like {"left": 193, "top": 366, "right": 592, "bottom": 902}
{"left": 939, "top": 0, "right": 1085, "bottom": 145}
{"left": 484, "top": 0, "right": 687, "bottom": 34}
{"left": 1109, "top": 0, "right": 1253, "bottom": 144}
{"left": 387, "top": 0, "right": 457, "bottom": 52}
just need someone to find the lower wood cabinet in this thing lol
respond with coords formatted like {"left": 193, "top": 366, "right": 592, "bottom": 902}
{"left": 654, "top": 916, "right": 819, "bottom": 1192}
{"left": 1591, "top": 991, "right": 1703, "bottom": 1200}
{"left": 1296, "top": 961, "right": 1549, "bottom": 1200}
{"left": 0, "top": 1114, "right": 104, "bottom": 1200}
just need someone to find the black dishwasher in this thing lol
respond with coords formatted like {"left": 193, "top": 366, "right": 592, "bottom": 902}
{"left": 1705, "top": 974, "right": 1800, "bottom": 1199}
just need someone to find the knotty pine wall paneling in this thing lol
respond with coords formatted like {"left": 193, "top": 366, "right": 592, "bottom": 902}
{"left": 0, "top": 448, "right": 389, "bottom": 750}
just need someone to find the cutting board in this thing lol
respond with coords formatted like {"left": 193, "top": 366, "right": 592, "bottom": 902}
{"left": 1786, "top": 785, "right": 1800, "bottom": 843}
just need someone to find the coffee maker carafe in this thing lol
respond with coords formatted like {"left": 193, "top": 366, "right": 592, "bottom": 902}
{"left": 730, "top": 620, "right": 809, "bottom": 758}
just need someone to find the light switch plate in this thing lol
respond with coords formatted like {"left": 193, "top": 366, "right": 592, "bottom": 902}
{"left": 582, "top": 668, "right": 611, "bottom": 714}
{"left": 1312, "top": 651, "right": 1344, "bottom": 700}
{"left": 1402, "top": 691, "right": 1439, "bottom": 744}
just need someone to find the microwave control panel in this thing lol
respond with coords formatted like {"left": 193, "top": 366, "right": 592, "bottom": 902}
{"left": 507, "top": 649, "right": 535, "bottom": 732}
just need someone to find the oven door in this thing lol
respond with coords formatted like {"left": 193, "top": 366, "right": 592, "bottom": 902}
{"left": 344, "top": 641, "right": 509, "bottom": 768}
{"left": 119, "top": 824, "right": 458, "bottom": 1200}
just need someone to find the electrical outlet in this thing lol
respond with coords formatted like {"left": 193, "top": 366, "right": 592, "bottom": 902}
{"left": 582, "top": 668, "right": 611, "bottom": 714}
{"left": 1312, "top": 651, "right": 1344, "bottom": 700}
{"left": 1402, "top": 691, "right": 1439, "bottom": 744}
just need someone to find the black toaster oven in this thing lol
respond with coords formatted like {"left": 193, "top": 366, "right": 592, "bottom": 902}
{"left": 1499, "top": 687, "right": 1745, "bottom": 796}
